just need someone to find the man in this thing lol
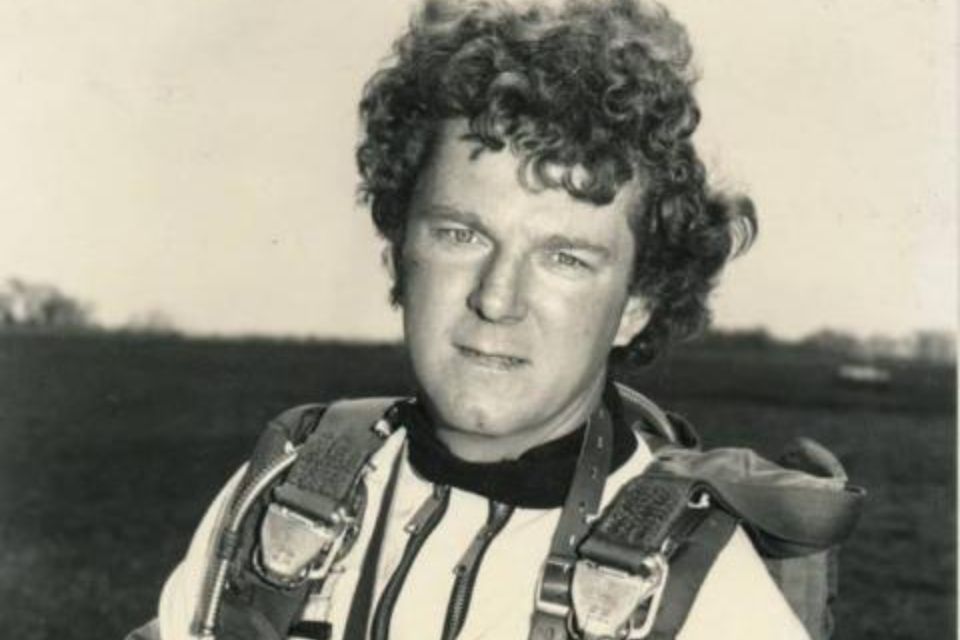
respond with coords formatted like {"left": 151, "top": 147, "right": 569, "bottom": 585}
{"left": 131, "top": 0, "right": 816, "bottom": 638}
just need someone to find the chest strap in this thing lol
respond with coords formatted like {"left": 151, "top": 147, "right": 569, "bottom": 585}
{"left": 530, "top": 404, "right": 614, "bottom": 640}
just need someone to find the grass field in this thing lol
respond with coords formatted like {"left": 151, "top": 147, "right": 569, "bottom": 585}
{"left": 0, "top": 332, "right": 954, "bottom": 639}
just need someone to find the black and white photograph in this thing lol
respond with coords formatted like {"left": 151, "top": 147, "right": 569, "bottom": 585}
{"left": 1, "top": 1, "right": 955, "bottom": 639}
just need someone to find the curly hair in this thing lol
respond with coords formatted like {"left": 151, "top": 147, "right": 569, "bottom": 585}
{"left": 357, "top": 0, "right": 756, "bottom": 365}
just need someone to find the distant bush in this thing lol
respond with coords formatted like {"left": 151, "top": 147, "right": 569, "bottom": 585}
{"left": 122, "top": 310, "right": 181, "bottom": 337}
{"left": 800, "top": 329, "right": 864, "bottom": 358}
{"left": 695, "top": 328, "right": 778, "bottom": 350}
{"left": 0, "top": 277, "right": 96, "bottom": 331}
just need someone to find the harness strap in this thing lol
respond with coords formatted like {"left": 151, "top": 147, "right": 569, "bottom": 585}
{"left": 569, "top": 444, "right": 863, "bottom": 639}
{"left": 276, "top": 399, "right": 398, "bottom": 519}
{"left": 529, "top": 405, "right": 614, "bottom": 640}
{"left": 578, "top": 477, "right": 707, "bottom": 570}
{"left": 569, "top": 475, "right": 715, "bottom": 639}
{"left": 646, "top": 510, "right": 738, "bottom": 640}
{"left": 528, "top": 387, "right": 693, "bottom": 640}
{"left": 371, "top": 485, "right": 451, "bottom": 640}
{"left": 287, "top": 620, "right": 332, "bottom": 640}
{"left": 343, "top": 449, "right": 404, "bottom": 640}
{"left": 551, "top": 405, "right": 616, "bottom": 559}
{"left": 614, "top": 383, "right": 681, "bottom": 445}
{"left": 210, "top": 398, "right": 399, "bottom": 640}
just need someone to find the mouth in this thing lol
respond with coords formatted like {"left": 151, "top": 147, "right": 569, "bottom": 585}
{"left": 455, "top": 345, "right": 529, "bottom": 371}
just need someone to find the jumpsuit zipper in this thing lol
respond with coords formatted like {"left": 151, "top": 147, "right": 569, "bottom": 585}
{"left": 441, "top": 501, "right": 515, "bottom": 640}
{"left": 370, "top": 484, "right": 451, "bottom": 640}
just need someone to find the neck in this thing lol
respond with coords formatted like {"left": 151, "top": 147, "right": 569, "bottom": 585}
{"left": 428, "top": 375, "right": 607, "bottom": 463}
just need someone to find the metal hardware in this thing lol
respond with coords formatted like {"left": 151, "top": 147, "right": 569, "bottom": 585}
{"left": 534, "top": 556, "right": 575, "bottom": 619}
{"left": 197, "top": 448, "right": 301, "bottom": 637}
{"left": 687, "top": 490, "right": 711, "bottom": 510}
{"left": 256, "top": 503, "right": 354, "bottom": 588}
{"left": 372, "top": 418, "right": 393, "bottom": 439}
{"left": 626, "top": 558, "right": 669, "bottom": 640}
{"left": 571, "top": 554, "right": 668, "bottom": 640}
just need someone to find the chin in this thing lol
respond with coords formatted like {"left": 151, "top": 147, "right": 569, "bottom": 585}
{"left": 431, "top": 391, "right": 527, "bottom": 438}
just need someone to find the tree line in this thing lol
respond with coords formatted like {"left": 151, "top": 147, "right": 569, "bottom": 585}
{"left": 2, "top": 277, "right": 952, "bottom": 362}
{"left": 697, "top": 327, "right": 956, "bottom": 364}
{"left": 0, "top": 277, "right": 177, "bottom": 335}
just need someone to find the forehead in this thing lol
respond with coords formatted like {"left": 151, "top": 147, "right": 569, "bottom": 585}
{"left": 410, "top": 120, "right": 644, "bottom": 241}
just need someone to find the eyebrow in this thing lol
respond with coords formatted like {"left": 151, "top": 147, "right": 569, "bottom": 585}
{"left": 421, "top": 204, "right": 613, "bottom": 259}
{"left": 420, "top": 204, "right": 491, "bottom": 235}
{"left": 540, "top": 234, "right": 612, "bottom": 259}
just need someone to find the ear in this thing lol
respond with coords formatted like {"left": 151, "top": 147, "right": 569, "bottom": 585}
{"left": 613, "top": 294, "right": 650, "bottom": 347}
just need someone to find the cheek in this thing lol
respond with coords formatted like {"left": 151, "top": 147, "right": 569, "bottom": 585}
{"left": 402, "top": 253, "right": 472, "bottom": 338}
{"left": 407, "top": 256, "right": 461, "bottom": 306}
{"left": 538, "top": 282, "right": 627, "bottom": 353}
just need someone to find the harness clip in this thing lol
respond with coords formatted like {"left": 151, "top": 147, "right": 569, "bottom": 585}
{"left": 571, "top": 554, "right": 668, "bottom": 640}
{"left": 255, "top": 503, "right": 353, "bottom": 588}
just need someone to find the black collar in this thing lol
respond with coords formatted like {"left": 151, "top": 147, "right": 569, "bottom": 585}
{"left": 397, "top": 383, "right": 637, "bottom": 508}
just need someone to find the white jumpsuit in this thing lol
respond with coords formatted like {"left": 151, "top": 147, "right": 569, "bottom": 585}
{"left": 144, "top": 420, "right": 809, "bottom": 640}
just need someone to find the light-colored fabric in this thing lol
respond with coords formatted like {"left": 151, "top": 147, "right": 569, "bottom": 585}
{"left": 124, "top": 619, "right": 161, "bottom": 640}
{"left": 766, "top": 551, "right": 834, "bottom": 640}
{"left": 158, "top": 465, "right": 249, "bottom": 640}
{"left": 150, "top": 422, "right": 809, "bottom": 640}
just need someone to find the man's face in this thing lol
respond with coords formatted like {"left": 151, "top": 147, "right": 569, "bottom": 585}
{"left": 398, "top": 120, "right": 648, "bottom": 445}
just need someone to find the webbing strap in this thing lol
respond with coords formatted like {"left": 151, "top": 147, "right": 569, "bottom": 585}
{"left": 214, "top": 398, "right": 398, "bottom": 640}
{"left": 371, "top": 485, "right": 451, "bottom": 640}
{"left": 646, "top": 510, "right": 738, "bottom": 640}
{"left": 288, "top": 620, "right": 332, "bottom": 640}
{"left": 578, "top": 476, "right": 704, "bottom": 572}
{"left": 551, "top": 406, "right": 615, "bottom": 558}
{"left": 567, "top": 475, "right": 735, "bottom": 640}
{"left": 277, "top": 398, "right": 396, "bottom": 519}
{"left": 614, "top": 383, "right": 680, "bottom": 445}
{"left": 218, "top": 576, "right": 312, "bottom": 640}
{"left": 343, "top": 450, "right": 404, "bottom": 640}
{"left": 529, "top": 405, "right": 614, "bottom": 640}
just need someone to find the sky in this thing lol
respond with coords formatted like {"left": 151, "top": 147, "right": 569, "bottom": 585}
{"left": 2, "top": 0, "right": 956, "bottom": 341}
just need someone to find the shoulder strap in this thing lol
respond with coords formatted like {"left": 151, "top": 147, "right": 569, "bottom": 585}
{"left": 207, "top": 396, "right": 400, "bottom": 640}
{"left": 573, "top": 472, "right": 729, "bottom": 639}
{"left": 567, "top": 388, "right": 864, "bottom": 639}
{"left": 274, "top": 397, "right": 398, "bottom": 519}
{"left": 530, "top": 404, "right": 616, "bottom": 640}
{"left": 614, "top": 382, "right": 700, "bottom": 451}
{"left": 646, "top": 509, "right": 739, "bottom": 640}
{"left": 530, "top": 387, "right": 696, "bottom": 640}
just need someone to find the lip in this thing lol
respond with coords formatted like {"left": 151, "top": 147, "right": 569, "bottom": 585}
{"left": 454, "top": 344, "right": 529, "bottom": 371}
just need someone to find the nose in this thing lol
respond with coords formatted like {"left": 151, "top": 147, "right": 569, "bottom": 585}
{"left": 467, "top": 249, "right": 528, "bottom": 323}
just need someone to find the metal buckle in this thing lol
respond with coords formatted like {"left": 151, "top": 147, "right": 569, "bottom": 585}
{"left": 571, "top": 554, "right": 669, "bottom": 640}
{"left": 255, "top": 503, "right": 352, "bottom": 588}
{"left": 687, "top": 490, "right": 711, "bottom": 510}
{"left": 534, "top": 556, "right": 575, "bottom": 618}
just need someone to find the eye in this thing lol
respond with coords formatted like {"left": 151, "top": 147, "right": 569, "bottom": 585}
{"left": 551, "top": 251, "right": 591, "bottom": 270}
{"left": 433, "top": 227, "right": 480, "bottom": 245}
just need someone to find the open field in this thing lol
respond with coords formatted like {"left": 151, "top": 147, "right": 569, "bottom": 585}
{"left": 0, "top": 332, "right": 954, "bottom": 639}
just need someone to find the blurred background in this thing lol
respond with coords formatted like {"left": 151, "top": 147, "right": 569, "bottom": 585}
{"left": 0, "top": 1, "right": 955, "bottom": 638}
